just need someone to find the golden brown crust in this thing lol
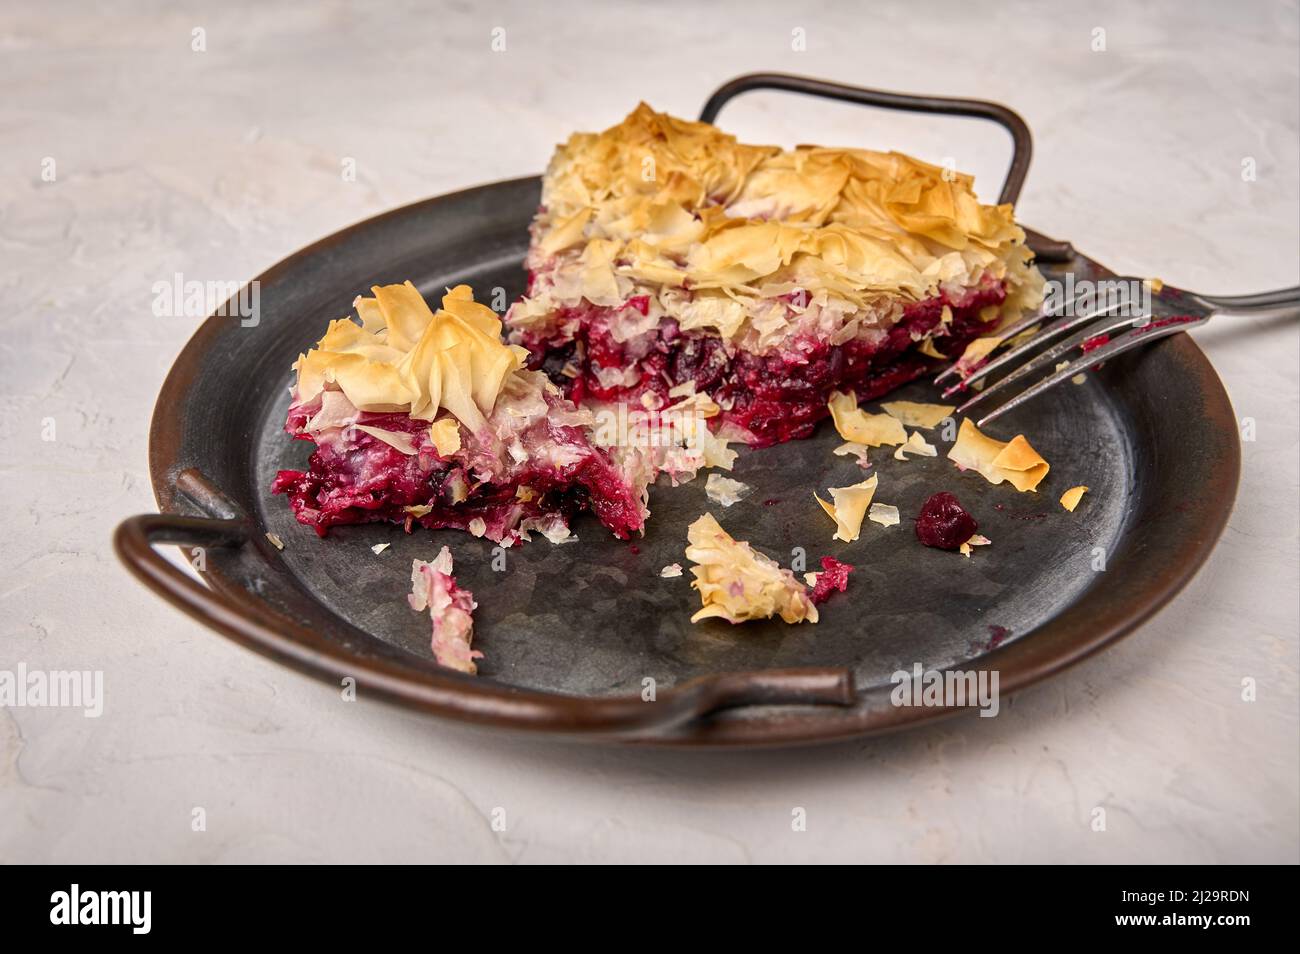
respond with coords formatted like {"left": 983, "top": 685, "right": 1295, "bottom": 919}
{"left": 514, "top": 104, "right": 1044, "bottom": 349}
{"left": 293, "top": 282, "right": 528, "bottom": 432}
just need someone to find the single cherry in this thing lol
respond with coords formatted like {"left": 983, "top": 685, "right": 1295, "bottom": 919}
{"left": 915, "top": 492, "right": 978, "bottom": 550}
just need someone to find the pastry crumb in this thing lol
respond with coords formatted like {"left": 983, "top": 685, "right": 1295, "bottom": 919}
{"left": 814, "top": 474, "right": 879, "bottom": 543}
{"left": 880, "top": 401, "right": 954, "bottom": 429}
{"left": 893, "top": 431, "right": 938, "bottom": 461}
{"left": 704, "top": 473, "right": 752, "bottom": 507}
{"left": 684, "top": 514, "right": 817, "bottom": 625}
{"left": 868, "top": 502, "right": 900, "bottom": 526}
{"left": 828, "top": 391, "right": 907, "bottom": 447}
{"left": 833, "top": 441, "right": 871, "bottom": 468}
{"left": 948, "top": 419, "right": 1049, "bottom": 492}
{"left": 409, "top": 548, "right": 480, "bottom": 674}
{"left": 1060, "top": 486, "right": 1089, "bottom": 511}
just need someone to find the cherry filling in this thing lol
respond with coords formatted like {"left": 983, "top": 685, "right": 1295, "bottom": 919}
{"left": 914, "top": 492, "right": 979, "bottom": 550}
{"left": 1080, "top": 332, "right": 1110, "bottom": 353}
{"left": 809, "top": 556, "right": 854, "bottom": 604}
{"left": 271, "top": 410, "right": 644, "bottom": 542}
{"left": 520, "top": 280, "right": 1007, "bottom": 446}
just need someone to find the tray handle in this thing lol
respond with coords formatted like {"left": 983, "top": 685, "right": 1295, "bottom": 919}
{"left": 700, "top": 72, "right": 1076, "bottom": 260}
{"left": 114, "top": 512, "right": 856, "bottom": 736}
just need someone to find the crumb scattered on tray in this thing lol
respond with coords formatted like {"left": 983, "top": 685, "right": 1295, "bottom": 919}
{"left": 704, "top": 473, "right": 752, "bottom": 507}
{"left": 833, "top": 441, "right": 871, "bottom": 468}
{"left": 868, "top": 502, "right": 900, "bottom": 526}
{"left": 684, "top": 514, "right": 817, "bottom": 625}
{"left": 947, "top": 418, "right": 1050, "bottom": 492}
{"left": 409, "top": 547, "right": 481, "bottom": 674}
{"left": 1060, "top": 486, "right": 1089, "bottom": 511}
{"left": 880, "top": 401, "right": 954, "bottom": 429}
{"left": 893, "top": 431, "right": 938, "bottom": 461}
{"left": 959, "top": 533, "right": 992, "bottom": 558}
{"left": 804, "top": 556, "right": 854, "bottom": 605}
{"left": 828, "top": 391, "right": 907, "bottom": 447}
{"left": 814, "top": 474, "right": 879, "bottom": 543}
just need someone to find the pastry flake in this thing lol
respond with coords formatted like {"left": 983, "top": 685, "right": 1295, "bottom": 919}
{"left": 685, "top": 514, "right": 818, "bottom": 624}
{"left": 880, "top": 400, "right": 954, "bottom": 429}
{"left": 295, "top": 282, "right": 524, "bottom": 433}
{"left": 947, "top": 419, "right": 1050, "bottom": 492}
{"left": 868, "top": 502, "right": 901, "bottom": 527}
{"left": 704, "top": 473, "right": 753, "bottom": 507}
{"left": 893, "top": 431, "right": 938, "bottom": 461}
{"left": 1060, "top": 485, "right": 1089, "bottom": 511}
{"left": 833, "top": 441, "right": 871, "bottom": 468}
{"left": 814, "top": 473, "right": 879, "bottom": 542}
{"left": 828, "top": 391, "right": 907, "bottom": 447}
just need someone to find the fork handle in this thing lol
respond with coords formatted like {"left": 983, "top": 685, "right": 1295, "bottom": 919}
{"left": 1199, "top": 286, "right": 1300, "bottom": 319}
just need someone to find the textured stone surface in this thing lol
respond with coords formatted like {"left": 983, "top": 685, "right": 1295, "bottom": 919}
{"left": 1, "top": 0, "right": 1296, "bottom": 863}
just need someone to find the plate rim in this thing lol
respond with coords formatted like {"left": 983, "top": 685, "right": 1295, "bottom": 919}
{"left": 140, "top": 176, "right": 1242, "bottom": 747}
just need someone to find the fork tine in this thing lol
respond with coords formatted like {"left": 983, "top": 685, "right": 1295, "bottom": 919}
{"left": 933, "top": 311, "right": 1043, "bottom": 385}
{"left": 955, "top": 310, "right": 1141, "bottom": 414}
{"left": 975, "top": 315, "right": 1210, "bottom": 427}
{"left": 942, "top": 287, "right": 1136, "bottom": 398}
{"left": 933, "top": 282, "right": 1101, "bottom": 385}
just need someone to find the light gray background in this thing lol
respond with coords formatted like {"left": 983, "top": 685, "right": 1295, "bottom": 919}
{"left": 2, "top": 0, "right": 1296, "bottom": 863}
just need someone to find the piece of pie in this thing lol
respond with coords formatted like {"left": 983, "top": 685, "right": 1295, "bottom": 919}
{"left": 272, "top": 282, "right": 649, "bottom": 545}
{"left": 506, "top": 104, "right": 1044, "bottom": 446}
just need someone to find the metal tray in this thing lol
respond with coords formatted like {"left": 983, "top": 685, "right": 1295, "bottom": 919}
{"left": 114, "top": 75, "right": 1240, "bottom": 746}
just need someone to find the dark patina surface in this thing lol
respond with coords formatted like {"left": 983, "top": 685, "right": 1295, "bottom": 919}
{"left": 115, "top": 76, "right": 1241, "bottom": 745}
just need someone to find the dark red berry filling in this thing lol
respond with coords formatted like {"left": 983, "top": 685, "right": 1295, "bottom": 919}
{"left": 914, "top": 492, "right": 979, "bottom": 550}
{"left": 808, "top": 556, "right": 854, "bottom": 605}
{"left": 271, "top": 407, "right": 643, "bottom": 542}
{"left": 518, "top": 279, "right": 1008, "bottom": 447}
{"left": 1080, "top": 332, "right": 1110, "bottom": 353}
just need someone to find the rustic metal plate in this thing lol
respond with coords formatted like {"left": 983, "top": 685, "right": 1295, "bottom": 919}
{"left": 129, "top": 175, "right": 1239, "bottom": 745}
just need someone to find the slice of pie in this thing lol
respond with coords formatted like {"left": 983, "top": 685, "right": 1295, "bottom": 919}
{"left": 272, "top": 282, "right": 648, "bottom": 545}
{"left": 505, "top": 104, "right": 1044, "bottom": 446}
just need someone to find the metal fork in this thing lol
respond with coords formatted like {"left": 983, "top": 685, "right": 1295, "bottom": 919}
{"left": 935, "top": 281, "right": 1300, "bottom": 426}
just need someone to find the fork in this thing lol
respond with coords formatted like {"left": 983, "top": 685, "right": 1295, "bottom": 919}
{"left": 935, "top": 280, "right": 1300, "bottom": 426}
